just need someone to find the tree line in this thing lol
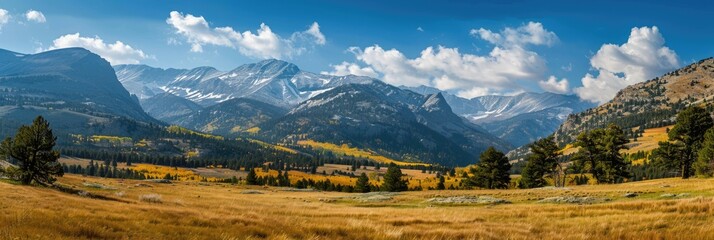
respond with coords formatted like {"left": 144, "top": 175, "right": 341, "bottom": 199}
{"left": 6, "top": 106, "right": 714, "bottom": 190}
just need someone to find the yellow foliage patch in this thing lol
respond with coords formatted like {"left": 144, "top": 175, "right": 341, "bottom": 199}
{"left": 625, "top": 125, "right": 672, "bottom": 154}
{"left": 245, "top": 127, "right": 261, "bottom": 134}
{"left": 255, "top": 169, "right": 357, "bottom": 186}
{"left": 90, "top": 135, "right": 132, "bottom": 143}
{"left": 248, "top": 139, "right": 299, "bottom": 154}
{"left": 297, "top": 140, "right": 429, "bottom": 166}
{"left": 166, "top": 125, "right": 224, "bottom": 140}
{"left": 560, "top": 125, "right": 673, "bottom": 164}
{"left": 131, "top": 164, "right": 223, "bottom": 182}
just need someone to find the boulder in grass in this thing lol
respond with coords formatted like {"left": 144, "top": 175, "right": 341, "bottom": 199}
{"left": 425, "top": 196, "right": 510, "bottom": 204}
{"left": 241, "top": 190, "right": 265, "bottom": 194}
{"left": 538, "top": 196, "right": 610, "bottom": 204}
{"left": 623, "top": 193, "right": 638, "bottom": 198}
{"left": 145, "top": 179, "right": 172, "bottom": 184}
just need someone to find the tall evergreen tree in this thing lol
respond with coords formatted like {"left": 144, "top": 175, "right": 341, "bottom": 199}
{"left": 520, "top": 137, "right": 560, "bottom": 188}
{"left": 0, "top": 116, "right": 63, "bottom": 185}
{"left": 695, "top": 127, "right": 714, "bottom": 177}
{"left": 354, "top": 172, "right": 371, "bottom": 193}
{"left": 572, "top": 129, "right": 605, "bottom": 182}
{"left": 662, "top": 106, "right": 713, "bottom": 178}
{"left": 436, "top": 175, "right": 446, "bottom": 190}
{"left": 599, "top": 124, "right": 630, "bottom": 183}
{"left": 470, "top": 147, "right": 511, "bottom": 189}
{"left": 246, "top": 168, "right": 258, "bottom": 185}
{"left": 381, "top": 164, "right": 408, "bottom": 192}
{"left": 573, "top": 125, "right": 630, "bottom": 183}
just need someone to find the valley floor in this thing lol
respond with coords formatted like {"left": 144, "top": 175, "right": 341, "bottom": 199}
{"left": 2, "top": 175, "right": 714, "bottom": 239}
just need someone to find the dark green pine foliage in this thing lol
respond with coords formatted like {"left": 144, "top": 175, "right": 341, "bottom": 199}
{"left": 470, "top": 147, "right": 511, "bottom": 189}
{"left": 659, "top": 106, "right": 714, "bottom": 178}
{"left": 246, "top": 168, "right": 258, "bottom": 185}
{"left": 354, "top": 173, "right": 371, "bottom": 193}
{"left": 381, "top": 164, "right": 408, "bottom": 192}
{"left": 572, "top": 124, "right": 630, "bottom": 184}
{"left": 436, "top": 175, "right": 446, "bottom": 190}
{"left": 599, "top": 124, "right": 630, "bottom": 183}
{"left": 695, "top": 128, "right": 714, "bottom": 177}
{"left": 0, "top": 116, "right": 63, "bottom": 185}
{"left": 572, "top": 129, "right": 604, "bottom": 182}
{"left": 520, "top": 137, "right": 560, "bottom": 188}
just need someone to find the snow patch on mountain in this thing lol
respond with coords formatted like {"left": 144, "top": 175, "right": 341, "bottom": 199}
{"left": 115, "top": 59, "right": 377, "bottom": 108}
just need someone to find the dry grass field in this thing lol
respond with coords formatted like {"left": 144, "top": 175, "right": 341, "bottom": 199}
{"left": 2, "top": 174, "right": 714, "bottom": 239}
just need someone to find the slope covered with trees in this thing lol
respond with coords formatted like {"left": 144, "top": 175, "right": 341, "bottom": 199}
{"left": 259, "top": 81, "right": 511, "bottom": 166}
{"left": 555, "top": 58, "right": 714, "bottom": 145}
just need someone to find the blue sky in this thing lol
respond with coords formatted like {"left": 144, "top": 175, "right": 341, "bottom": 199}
{"left": 1, "top": 0, "right": 713, "bottom": 102}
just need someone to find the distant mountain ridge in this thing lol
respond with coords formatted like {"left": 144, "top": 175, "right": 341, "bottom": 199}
{"left": 117, "top": 57, "right": 595, "bottom": 159}
{"left": 115, "top": 60, "right": 374, "bottom": 108}
{"left": 259, "top": 81, "right": 511, "bottom": 166}
{"left": 0, "top": 48, "right": 154, "bottom": 123}
{"left": 140, "top": 92, "right": 203, "bottom": 123}
{"left": 175, "top": 97, "right": 287, "bottom": 136}
{"left": 0, "top": 47, "right": 166, "bottom": 142}
{"left": 402, "top": 85, "right": 595, "bottom": 146}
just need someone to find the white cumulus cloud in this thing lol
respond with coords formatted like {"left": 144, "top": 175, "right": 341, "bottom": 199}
{"left": 470, "top": 21, "right": 558, "bottom": 47}
{"left": 47, "top": 33, "right": 149, "bottom": 65}
{"left": 0, "top": 9, "right": 10, "bottom": 29}
{"left": 25, "top": 10, "right": 46, "bottom": 23}
{"left": 301, "top": 22, "right": 326, "bottom": 45}
{"left": 166, "top": 11, "right": 325, "bottom": 59}
{"left": 539, "top": 76, "right": 570, "bottom": 94}
{"left": 574, "top": 26, "right": 679, "bottom": 103}
{"left": 320, "top": 61, "right": 378, "bottom": 78}
{"left": 330, "top": 22, "right": 557, "bottom": 98}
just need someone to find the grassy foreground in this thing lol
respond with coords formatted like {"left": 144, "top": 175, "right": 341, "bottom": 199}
{"left": 1, "top": 175, "right": 714, "bottom": 239}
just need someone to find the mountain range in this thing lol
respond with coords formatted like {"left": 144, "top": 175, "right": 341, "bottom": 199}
{"left": 0, "top": 48, "right": 160, "bottom": 139}
{"left": 402, "top": 86, "right": 595, "bottom": 146}
{"left": 115, "top": 60, "right": 594, "bottom": 148}
{"left": 114, "top": 60, "right": 374, "bottom": 108}
{"left": 258, "top": 81, "right": 511, "bottom": 166}
{"left": 0, "top": 46, "right": 603, "bottom": 167}
{"left": 115, "top": 60, "right": 521, "bottom": 165}
{"left": 0, "top": 47, "right": 307, "bottom": 164}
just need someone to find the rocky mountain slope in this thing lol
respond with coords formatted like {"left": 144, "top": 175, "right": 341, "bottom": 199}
{"left": 172, "top": 98, "right": 286, "bottom": 136}
{"left": 115, "top": 60, "right": 373, "bottom": 108}
{"left": 114, "top": 64, "right": 222, "bottom": 100}
{"left": 554, "top": 58, "right": 714, "bottom": 144}
{"left": 0, "top": 48, "right": 161, "bottom": 139}
{"left": 404, "top": 86, "right": 595, "bottom": 146}
{"left": 140, "top": 93, "right": 203, "bottom": 123}
{"left": 259, "top": 81, "right": 512, "bottom": 166}
{"left": 0, "top": 48, "right": 154, "bottom": 122}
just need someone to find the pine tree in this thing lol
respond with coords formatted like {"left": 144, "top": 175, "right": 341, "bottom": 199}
{"left": 695, "top": 127, "right": 714, "bottom": 177}
{"left": 520, "top": 137, "right": 560, "bottom": 188}
{"left": 246, "top": 168, "right": 258, "bottom": 185}
{"left": 572, "top": 129, "right": 604, "bottom": 182}
{"left": 381, "top": 164, "right": 408, "bottom": 192}
{"left": 436, "top": 175, "right": 446, "bottom": 190}
{"left": 470, "top": 147, "right": 511, "bottom": 189}
{"left": 599, "top": 124, "right": 630, "bottom": 183}
{"left": 662, "top": 106, "right": 713, "bottom": 178}
{"left": 0, "top": 116, "right": 63, "bottom": 185}
{"left": 354, "top": 172, "right": 371, "bottom": 193}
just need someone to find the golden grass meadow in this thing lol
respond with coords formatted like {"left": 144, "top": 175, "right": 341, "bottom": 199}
{"left": 2, "top": 174, "right": 714, "bottom": 240}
